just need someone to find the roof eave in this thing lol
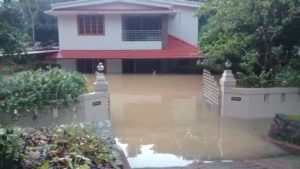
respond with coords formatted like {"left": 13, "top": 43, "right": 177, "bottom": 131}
{"left": 45, "top": 9, "right": 179, "bottom": 16}
{"left": 52, "top": 0, "right": 173, "bottom": 10}
{"left": 150, "top": 0, "right": 202, "bottom": 8}
{"left": 170, "top": 2, "right": 201, "bottom": 8}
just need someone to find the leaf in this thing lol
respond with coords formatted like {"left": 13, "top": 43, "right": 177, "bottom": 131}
{"left": 38, "top": 161, "right": 49, "bottom": 169}
{"left": 77, "top": 164, "right": 90, "bottom": 169}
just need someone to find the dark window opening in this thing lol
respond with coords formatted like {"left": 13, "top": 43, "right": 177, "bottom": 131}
{"left": 77, "top": 15, "right": 104, "bottom": 35}
{"left": 122, "top": 15, "right": 162, "bottom": 41}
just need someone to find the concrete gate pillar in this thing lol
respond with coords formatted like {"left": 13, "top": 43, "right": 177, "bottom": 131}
{"left": 220, "top": 61, "right": 236, "bottom": 116}
{"left": 79, "top": 62, "right": 110, "bottom": 121}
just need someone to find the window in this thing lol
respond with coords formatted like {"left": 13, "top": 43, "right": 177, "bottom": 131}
{"left": 122, "top": 16, "right": 162, "bottom": 30}
{"left": 122, "top": 15, "right": 162, "bottom": 41}
{"left": 77, "top": 15, "right": 104, "bottom": 35}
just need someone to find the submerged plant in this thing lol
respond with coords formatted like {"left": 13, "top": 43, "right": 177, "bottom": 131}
{"left": 0, "top": 68, "right": 88, "bottom": 120}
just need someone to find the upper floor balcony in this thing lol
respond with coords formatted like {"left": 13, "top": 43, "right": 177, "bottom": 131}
{"left": 122, "top": 30, "right": 162, "bottom": 41}
{"left": 121, "top": 15, "right": 167, "bottom": 47}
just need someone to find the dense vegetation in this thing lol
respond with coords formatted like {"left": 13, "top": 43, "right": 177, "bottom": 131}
{"left": 0, "top": 0, "right": 27, "bottom": 58}
{"left": 0, "top": 0, "right": 72, "bottom": 60}
{"left": 0, "top": 68, "right": 87, "bottom": 118}
{"left": 0, "top": 124, "right": 117, "bottom": 169}
{"left": 198, "top": 0, "right": 300, "bottom": 87}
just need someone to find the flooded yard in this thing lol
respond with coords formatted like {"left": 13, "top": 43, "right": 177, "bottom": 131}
{"left": 87, "top": 74, "right": 288, "bottom": 168}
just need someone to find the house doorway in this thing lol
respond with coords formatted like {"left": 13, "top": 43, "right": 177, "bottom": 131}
{"left": 121, "top": 59, "right": 201, "bottom": 74}
{"left": 122, "top": 59, "right": 161, "bottom": 74}
{"left": 77, "top": 59, "right": 105, "bottom": 73}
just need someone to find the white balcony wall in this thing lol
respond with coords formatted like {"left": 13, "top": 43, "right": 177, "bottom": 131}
{"left": 168, "top": 6, "right": 199, "bottom": 46}
{"left": 58, "top": 14, "right": 162, "bottom": 50}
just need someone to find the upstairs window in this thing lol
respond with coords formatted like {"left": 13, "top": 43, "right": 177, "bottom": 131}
{"left": 77, "top": 15, "right": 104, "bottom": 35}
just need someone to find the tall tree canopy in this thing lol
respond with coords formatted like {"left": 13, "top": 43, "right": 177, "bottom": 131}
{"left": 0, "top": 0, "right": 27, "bottom": 57}
{"left": 20, "top": 0, "right": 58, "bottom": 45}
{"left": 198, "top": 0, "right": 300, "bottom": 87}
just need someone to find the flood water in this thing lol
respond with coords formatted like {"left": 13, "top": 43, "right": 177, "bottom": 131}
{"left": 88, "top": 74, "right": 288, "bottom": 168}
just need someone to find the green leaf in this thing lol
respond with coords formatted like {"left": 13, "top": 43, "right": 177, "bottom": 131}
{"left": 38, "top": 161, "right": 49, "bottom": 169}
{"left": 77, "top": 164, "right": 90, "bottom": 169}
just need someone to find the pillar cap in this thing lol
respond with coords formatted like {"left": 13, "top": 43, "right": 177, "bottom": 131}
{"left": 97, "top": 62, "right": 104, "bottom": 73}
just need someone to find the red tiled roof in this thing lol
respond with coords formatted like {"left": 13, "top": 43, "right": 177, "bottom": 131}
{"left": 48, "top": 35, "right": 203, "bottom": 59}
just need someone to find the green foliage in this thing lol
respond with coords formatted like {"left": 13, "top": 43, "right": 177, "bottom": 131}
{"left": 0, "top": 124, "right": 117, "bottom": 169}
{"left": 21, "top": 124, "right": 116, "bottom": 168}
{"left": 0, "top": 0, "right": 27, "bottom": 57}
{"left": 275, "top": 68, "right": 300, "bottom": 87}
{"left": 34, "top": 0, "right": 58, "bottom": 45}
{"left": 287, "top": 115, "right": 300, "bottom": 122}
{"left": 198, "top": 0, "right": 300, "bottom": 87}
{"left": 0, "top": 68, "right": 87, "bottom": 115}
{"left": 20, "top": 0, "right": 58, "bottom": 45}
{"left": 236, "top": 71, "right": 271, "bottom": 87}
{"left": 0, "top": 126, "right": 23, "bottom": 169}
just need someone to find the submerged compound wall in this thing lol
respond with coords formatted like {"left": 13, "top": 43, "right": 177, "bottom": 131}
{"left": 218, "top": 70, "right": 300, "bottom": 118}
{"left": 222, "top": 87, "right": 300, "bottom": 118}
{"left": 2, "top": 63, "right": 110, "bottom": 127}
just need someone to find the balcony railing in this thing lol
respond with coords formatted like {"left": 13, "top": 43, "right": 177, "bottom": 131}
{"left": 122, "top": 30, "right": 162, "bottom": 41}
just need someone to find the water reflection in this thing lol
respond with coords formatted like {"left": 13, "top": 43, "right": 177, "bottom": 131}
{"left": 89, "top": 74, "right": 287, "bottom": 168}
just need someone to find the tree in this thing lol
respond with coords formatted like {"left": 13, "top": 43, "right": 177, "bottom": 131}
{"left": 31, "top": 0, "right": 58, "bottom": 45}
{"left": 20, "top": 0, "right": 59, "bottom": 45}
{"left": 20, "top": 0, "right": 39, "bottom": 43}
{"left": 0, "top": 0, "right": 27, "bottom": 58}
{"left": 198, "top": 0, "right": 300, "bottom": 87}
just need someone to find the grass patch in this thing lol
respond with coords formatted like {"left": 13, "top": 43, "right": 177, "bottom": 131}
{"left": 286, "top": 115, "right": 300, "bottom": 122}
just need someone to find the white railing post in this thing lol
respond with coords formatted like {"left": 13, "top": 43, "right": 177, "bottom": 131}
{"left": 220, "top": 61, "right": 236, "bottom": 116}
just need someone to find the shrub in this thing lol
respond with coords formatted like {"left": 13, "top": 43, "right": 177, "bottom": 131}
{"left": 0, "top": 68, "right": 87, "bottom": 116}
{"left": 275, "top": 69, "right": 300, "bottom": 87}
{"left": 0, "top": 126, "right": 23, "bottom": 169}
{"left": 198, "top": 0, "right": 300, "bottom": 87}
{"left": 0, "top": 124, "right": 117, "bottom": 169}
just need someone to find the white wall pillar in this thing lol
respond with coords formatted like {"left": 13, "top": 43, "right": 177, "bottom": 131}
{"left": 220, "top": 70, "right": 236, "bottom": 116}
{"left": 79, "top": 63, "right": 110, "bottom": 121}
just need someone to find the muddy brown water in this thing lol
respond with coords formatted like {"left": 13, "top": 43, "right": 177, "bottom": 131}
{"left": 87, "top": 74, "right": 288, "bottom": 168}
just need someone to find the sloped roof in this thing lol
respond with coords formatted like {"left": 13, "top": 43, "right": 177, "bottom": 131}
{"left": 45, "top": 0, "right": 201, "bottom": 15}
{"left": 47, "top": 35, "right": 203, "bottom": 59}
{"left": 51, "top": 0, "right": 201, "bottom": 10}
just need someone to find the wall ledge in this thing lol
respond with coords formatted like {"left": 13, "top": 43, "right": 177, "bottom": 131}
{"left": 225, "top": 87, "right": 300, "bottom": 95}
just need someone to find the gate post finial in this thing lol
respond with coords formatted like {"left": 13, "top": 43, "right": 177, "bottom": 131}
{"left": 94, "top": 62, "right": 108, "bottom": 92}
{"left": 220, "top": 60, "right": 236, "bottom": 88}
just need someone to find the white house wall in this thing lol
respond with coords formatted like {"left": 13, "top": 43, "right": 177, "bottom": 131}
{"left": 57, "top": 59, "right": 77, "bottom": 71}
{"left": 168, "top": 6, "right": 198, "bottom": 46}
{"left": 58, "top": 14, "right": 162, "bottom": 50}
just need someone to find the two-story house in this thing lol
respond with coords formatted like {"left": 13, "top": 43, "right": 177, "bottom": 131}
{"left": 45, "top": 0, "right": 203, "bottom": 73}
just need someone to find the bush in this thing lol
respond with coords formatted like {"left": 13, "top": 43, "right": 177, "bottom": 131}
{"left": 198, "top": 0, "right": 300, "bottom": 87}
{"left": 0, "top": 68, "right": 87, "bottom": 116}
{"left": 0, "top": 124, "right": 117, "bottom": 169}
{"left": 0, "top": 127, "right": 23, "bottom": 169}
{"left": 275, "top": 69, "right": 300, "bottom": 87}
